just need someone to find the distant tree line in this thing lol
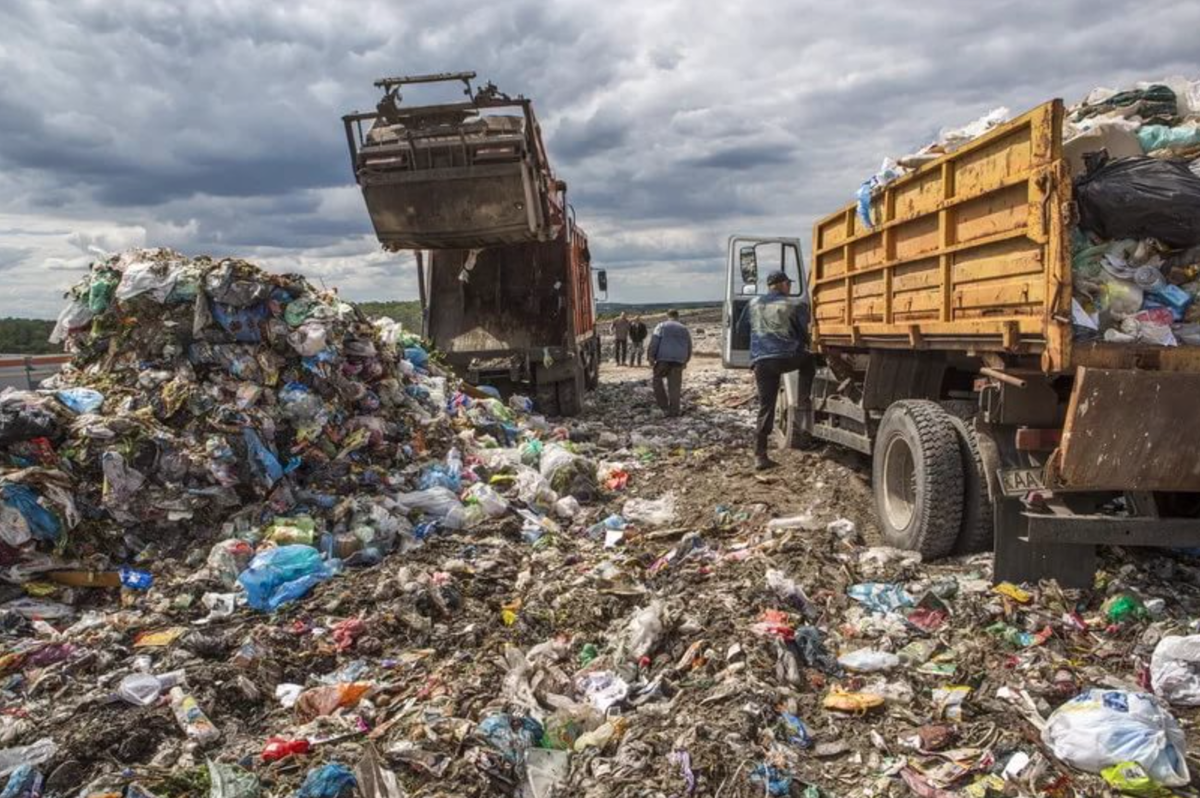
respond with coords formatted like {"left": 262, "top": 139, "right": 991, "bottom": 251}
{"left": 0, "top": 318, "right": 59, "bottom": 354}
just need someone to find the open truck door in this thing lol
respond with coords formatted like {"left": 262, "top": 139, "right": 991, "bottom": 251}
{"left": 721, "top": 236, "right": 806, "bottom": 368}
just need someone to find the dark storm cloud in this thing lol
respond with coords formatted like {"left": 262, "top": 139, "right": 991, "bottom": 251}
{"left": 0, "top": 0, "right": 1198, "bottom": 315}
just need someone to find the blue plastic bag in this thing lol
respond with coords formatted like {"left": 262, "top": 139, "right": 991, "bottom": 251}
{"left": 243, "top": 428, "right": 283, "bottom": 487}
{"left": 55, "top": 388, "right": 104, "bottom": 414}
{"left": 478, "top": 713, "right": 543, "bottom": 764}
{"left": 750, "top": 764, "right": 793, "bottom": 796}
{"left": 237, "top": 545, "right": 337, "bottom": 612}
{"left": 418, "top": 464, "right": 461, "bottom": 492}
{"left": 295, "top": 763, "right": 356, "bottom": 798}
{"left": 404, "top": 346, "right": 430, "bottom": 369}
{"left": 0, "top": 483, "right": 61, "bottom": 543}
{"left": 1138, "top": 124, "right": 1200, "bottom": 153}
{"left": 212, "top": 302, "right": 268, "bottom": 343}
{"left": 847, "top": 582, "right": 914, "bottom": 614}
{"left": 119, "top": 566, "right": 154, "bottom": 591}
{"left": 0, "top": 765, "right": 37, "bottom": 798}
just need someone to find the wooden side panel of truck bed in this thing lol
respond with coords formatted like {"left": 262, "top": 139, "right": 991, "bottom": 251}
{"left": 810, "top": 101, "right": 1076, "bottom": 370}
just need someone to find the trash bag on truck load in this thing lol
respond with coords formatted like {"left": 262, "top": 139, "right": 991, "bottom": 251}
{"left": 1075, "top": 156, "right": 1200, "bottom": 248}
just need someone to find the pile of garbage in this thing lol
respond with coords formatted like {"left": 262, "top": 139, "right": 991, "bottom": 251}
{"left": 10, "top": 249, "right": 1200, "bottom": 797}
{"left": 1066, "top": 80, "right": 1200, "bottom": 346}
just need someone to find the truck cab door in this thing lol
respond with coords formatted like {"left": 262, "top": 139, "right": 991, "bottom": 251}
{"left": 722, "top": 236, "right": 807, "bottom": 368}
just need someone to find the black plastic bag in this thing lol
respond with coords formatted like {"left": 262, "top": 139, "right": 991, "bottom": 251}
{"left": 1075, "top": 156, "right": 1200, "bottom": 248}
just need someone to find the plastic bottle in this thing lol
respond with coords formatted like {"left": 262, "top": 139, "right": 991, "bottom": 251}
{"left": 446, "top": 447, "right": 463, "bottom": 477}
{"left": 169, "top": 686, "right": 220, "bottom": 746}
{"left": 1135, "top": 265, "right": 1168, "bottom": 292}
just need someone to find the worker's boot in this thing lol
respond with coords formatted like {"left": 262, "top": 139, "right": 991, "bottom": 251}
{"left": 755, "top": 453, "right": 779, "bottom": 471}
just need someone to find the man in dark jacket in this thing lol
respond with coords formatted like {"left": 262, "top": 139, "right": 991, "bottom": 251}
{"left": 628, "top": 315, "right": 649, "bottom": 366}
{"left": 648, "top": 310, "right": 692, "bottom": 416}
{"left": 737, "top": 271, "right": 814, "bottom": 470}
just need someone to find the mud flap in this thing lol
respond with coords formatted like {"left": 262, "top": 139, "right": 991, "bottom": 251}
{"left": 1058, "top": 367, "right": 1200, "bottom": 491}
{"left": 992, "top": 498, "right": 1096, "bottom": 589}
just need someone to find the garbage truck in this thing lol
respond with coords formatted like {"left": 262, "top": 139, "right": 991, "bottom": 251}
{"left": 342, "top": 72, "right": 604, "bottom": 415}
{"left": 723, "top": 98, "right": 1200, "bottom": 587}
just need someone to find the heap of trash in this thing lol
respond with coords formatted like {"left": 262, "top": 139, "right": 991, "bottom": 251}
{"left": 8, "top": 250, "right": 1200, "bottom": 797}
{"left": 1066, "top": 80, "right": 1200, "bottom": 346}
{"left": 855, "top": 76, "right": 1200, "bottom": 348}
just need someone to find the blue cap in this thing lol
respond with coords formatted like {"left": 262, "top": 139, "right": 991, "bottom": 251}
{"left": 766, "top": 270, "right": 790, "bottom": 286}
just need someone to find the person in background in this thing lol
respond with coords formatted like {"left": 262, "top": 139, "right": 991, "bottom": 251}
{"left": 611, "top": 312, "right": 631, "bottom": 366}
{"left": 737, "top": 270, "right": 814, "bottom": 470}
{"left": 648, "top": 309, "right": 692, "bottom": 417}
{"left": 628, "top": 315, "right": 649, "bottom": 367}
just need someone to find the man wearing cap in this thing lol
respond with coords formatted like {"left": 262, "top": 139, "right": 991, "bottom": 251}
{"left": 737, "top": 270, "right": 815, "bottom": 470}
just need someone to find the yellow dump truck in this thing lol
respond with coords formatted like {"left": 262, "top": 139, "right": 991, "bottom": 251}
{"left": 725, "top": 99, "right": 1200, "bottom": 586}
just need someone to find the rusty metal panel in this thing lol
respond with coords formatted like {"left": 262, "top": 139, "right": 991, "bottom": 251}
{"left": 1057, "top": 367, "right": 1200, "bottom": 490}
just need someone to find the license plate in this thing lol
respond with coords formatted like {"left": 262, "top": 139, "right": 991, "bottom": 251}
{"left": 999, "top": 467, "right": 1046, "bottom": 496}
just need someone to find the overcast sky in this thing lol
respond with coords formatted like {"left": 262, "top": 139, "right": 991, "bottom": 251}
{"left": 0, "top": 0, "right": 1197, "bottom": 318}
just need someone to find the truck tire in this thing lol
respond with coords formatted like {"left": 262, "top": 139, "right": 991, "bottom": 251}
{"left": 938, "top": 404, "right": 994, "bottom": 555}
{"left": 557, "top": 378, "right": 581, "bottom": 416}
{"left": 536, "top": 382, "right": 560, "bottom": 417}
{"left": 946, "top": 415, "right": 993, "bottom": 553}
{"left": 872, "top": 400, "right": 963, "bottom": 560}
{"left": 777, "top": 400, "right": 816, "bottom": 450}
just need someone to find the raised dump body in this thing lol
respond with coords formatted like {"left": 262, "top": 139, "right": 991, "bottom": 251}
{"left": 342, "top": 72, "right": 603, "bottom": 416}
{"left": 343, "top": 72, "right": 564, "bottom": 250}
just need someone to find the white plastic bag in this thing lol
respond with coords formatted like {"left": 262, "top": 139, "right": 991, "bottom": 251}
{"left": 1042, "top": 689, "right": 1190, "bottom": 786}
{"left": 1152, "top": 635, "right": 1200, "bottom": 706}
{"left": 395, "top": 487, "right": 463, "bottom": 518}
{"left": 627, "top": 599, "right": 666, "bottom": 659}
{"left": 623, "top": 494, "right": 676, "bottom": 527}
{"left": 838, "top": 649, "right": 900, "bottom": 673}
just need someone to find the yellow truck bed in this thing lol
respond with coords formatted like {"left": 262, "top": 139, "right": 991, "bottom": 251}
{"left": 809, "top": 99, "right": 1200, "bottom": 374}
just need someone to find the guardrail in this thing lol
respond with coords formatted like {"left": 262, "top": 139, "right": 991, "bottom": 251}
{"left": 0, "top": 354, "right": 70, "bottom": 390}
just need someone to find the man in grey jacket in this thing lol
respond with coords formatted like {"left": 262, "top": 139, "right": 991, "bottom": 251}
{"left": 648, "top": 310, "right": 692, "bottom": 417}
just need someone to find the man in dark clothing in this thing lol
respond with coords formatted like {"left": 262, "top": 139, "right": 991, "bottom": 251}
{"left": 628, "top": 315, "right": 649, "bottom": 366}
{"left": 648, "top": 310, "right": 692, "bottom": 417}
{"left": 737, "top": 270, "right": 815, "bottom": 470}
{"left": 611, "top": 313, "right": 631, "bottom": 366}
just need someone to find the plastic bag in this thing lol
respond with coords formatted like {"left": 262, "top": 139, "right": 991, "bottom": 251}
{"left": 838, "top": 649, "right": 900, "bottom": 672}
{"left": 540, "top": 443, "right": 598, "bottom": 499}
{"left": 237, "top": 545, "right": 337, "bottom": 612}
{"left": 1138, "top": 124, "right": 1200, "bottom": 153}
{"left": 627, "top": 599, "right": 666, "bottom": 659}
{"left": 847, "top": 582, "right": 914, "bottom": 613}
{"left": 1076, "top": 157, "right": 1200, "bottom": 248}
{"left": 288, "top": 321, "right": 329, "bottom": 357}
{"left": 212, "top": 302, "right": 267, "bottom": 343}
{"left": 207, "top": 539, "right": 254, "bottom": 587}
{"left": 0, "top": 738, "right": 56, "bottom": 778}
{"left": 623, "top": 494, "right": 677, "bottom": 527}
{"left": 465, "top": 483, "right": 508, "bottom": 518}
{"left": 295, "top": 683, "right": 371, "bottom": 722}
{"left": 1042, "top": 689, "right": 1189, "bottom": 786}
{"left": 55, "top": 387, "right": 104, "bottom": 414}
{"left": 296, "top": 763, "right": 357, "bottom": 798}
{"left": 0, "top": 483, "right": 60, "bottom": 546}
{"left": 1151, "top": 636, "right": 1200, "bottom": 706}
{"left": 395, "top": 487, "right": 463, "bottom": 518}
{"left": 169, "top": 687, "right": 220, "bottom": 746}
{"left": 206, "top": 760, "right": 261, "bottom": 798}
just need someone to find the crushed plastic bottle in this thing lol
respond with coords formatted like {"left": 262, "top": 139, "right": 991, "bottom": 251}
{"left": 169, "top": 686, "right": 220, "bottom": 746}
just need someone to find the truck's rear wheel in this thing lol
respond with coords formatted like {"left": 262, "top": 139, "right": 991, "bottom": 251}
{"left": 872, "top": 400, "right": 963, "bottom": 559}
{"left": 945, "top": 413, "right": 994, "bottom": 554}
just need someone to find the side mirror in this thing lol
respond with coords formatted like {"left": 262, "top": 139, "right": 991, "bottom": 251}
{"left": 739, "top": 246, "right": 758, "bottom": 286}
{"left": 596, "top": 269, "right": 608, "bottom": 292}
